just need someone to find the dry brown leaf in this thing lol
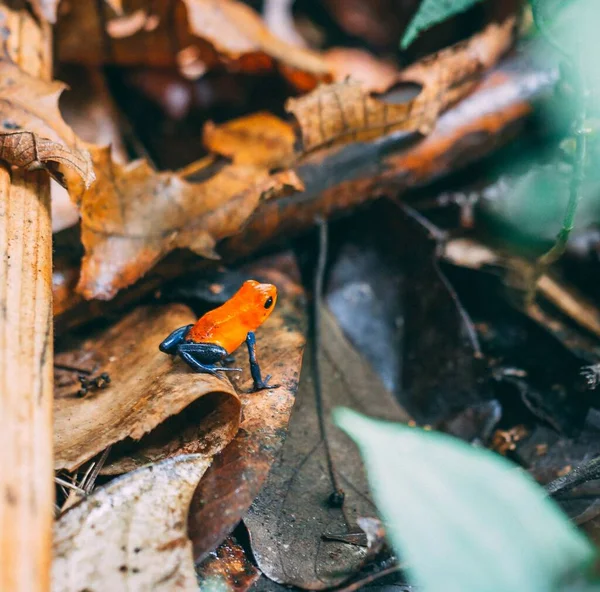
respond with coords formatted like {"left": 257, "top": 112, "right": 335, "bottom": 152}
{"left": 203, "top": 112, "right": 296, "bottom": 169}
{"left": 57, "top": 0, "right": 330, "bottom": 89}
{"left": 54, "top": 304, "right": 241, "bottom": 471}
{"left": 285, "top": 77, "right": 427, "bottom": 152}
{"left": 286, "top": 17, "right": 515, "bottom": 153}
{"left": 0, "top": 56, "right": 94, "bottom": 192}
{"left": 101, "top": 385, "right": 241, "bottom": 475}
{"left": 76, "top": 145, "right": 303, "bottom": 300}
{"left": 53, "top": 454, "right": 207, "bottom": 592}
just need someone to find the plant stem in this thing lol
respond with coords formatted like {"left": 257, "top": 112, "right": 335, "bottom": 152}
{"left": 537, "top": 98, "right": 588, "bottom": 268}
{"left": 527, "top": 0, "right": 588, "bottom": 300}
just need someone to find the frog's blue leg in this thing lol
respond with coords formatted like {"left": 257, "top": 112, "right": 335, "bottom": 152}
{"left": 177, "top": 342, "right": 241, "bottom": 377}
{"left": 159, "top": 324, "right": 194, "bottom": 354}
{"left": 245, "top": 331, "right": 278, "bottom": 391}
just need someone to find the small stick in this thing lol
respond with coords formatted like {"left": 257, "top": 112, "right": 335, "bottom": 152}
{"left": 335, "top": 566, "right": 408, "bottom": 592}
{"left": 83, "top": 447, "right": 111, "bottom": 494}
{"left": 54, "top": 477, "right": 86, "bottom": 495}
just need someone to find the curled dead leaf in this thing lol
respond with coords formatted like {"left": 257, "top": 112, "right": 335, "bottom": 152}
{"left": 54, "top": 304, "right": 241, "bottom": 471}
{"left": 0, "top": 57, "right": 94, "bottom": 192}
{"left": 76, "top": 145, "right": 303, "bottom": 300}
{"left": 203, "top": 112, "right": 297, "bottom": 169}
{"left": 286, "top": 17, "right": 515, "bottom": 153}
{"left": 53, "top": 454, "right": 208, "bottom": 592}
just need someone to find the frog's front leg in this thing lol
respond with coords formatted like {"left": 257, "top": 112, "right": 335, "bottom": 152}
{"left": 245, "top": 331, "right": 278, "bottom": 391}
{"left": 177, "top": 342, "right": 242, "bottom": 377}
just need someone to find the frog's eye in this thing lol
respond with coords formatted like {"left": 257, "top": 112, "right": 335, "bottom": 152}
{"left": 264, "top": 296, "right": 274, "bottom": 309}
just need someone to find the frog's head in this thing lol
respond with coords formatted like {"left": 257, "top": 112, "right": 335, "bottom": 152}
{"left": 241, "top": 279, "right": 278, "bottom": 323}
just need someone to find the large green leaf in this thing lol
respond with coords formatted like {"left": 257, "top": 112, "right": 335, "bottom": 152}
{"left": 401, "top": 0, "right": 485, "bottom": 49}
{"left": 334, "top": 408, "right": 596, "bottom": 592}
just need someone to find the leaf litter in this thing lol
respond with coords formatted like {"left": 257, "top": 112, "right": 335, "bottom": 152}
{"left": 11, "top": 2, "right": 597, "bottom": 590}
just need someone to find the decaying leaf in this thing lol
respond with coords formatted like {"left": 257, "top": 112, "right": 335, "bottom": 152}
{"left": 76, "top": 145, "right": 303, "bottom": 299}
{"left": 286, "top": 17, "right": 515, "bottom": 152}
{"left": 101, "top": 381, "right": 241, "bottom": 476}
{"left": 54, "top": 304, "right": 241, "bottom": 471}
{"left": 0, "top": 56, "right": 94, "bottom": 192}
{"left": 244, "top": 306, "right": 409, "bottom": 589}
{"left": 56, "top": 0, "right": 330, "bottom": 89}
{"left": 203, "top": 112, "right": 296, "bottom": 169}
{"left": 196, "top": 536, "right": 261, "bottom": 592}
{"left": 53, "top": 454, "right": 208, "bottom": 592}
{"left": 189, "top": 258, "right": 306, "bottom": 560}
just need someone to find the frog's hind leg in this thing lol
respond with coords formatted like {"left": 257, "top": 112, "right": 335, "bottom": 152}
{"left": 177, "top": 342, "right": 242, "bottom": 376}
{"left": 159, "top": 324, "right": 193, "bottom": 354}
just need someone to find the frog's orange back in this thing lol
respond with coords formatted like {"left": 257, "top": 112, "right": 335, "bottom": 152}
{"left": 186, "top": 280, "right": 277, "bottom": 353}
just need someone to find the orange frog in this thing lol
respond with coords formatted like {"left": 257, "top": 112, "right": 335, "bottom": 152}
{"left": 159, "top": 280, "right": 278, "bottom": 391}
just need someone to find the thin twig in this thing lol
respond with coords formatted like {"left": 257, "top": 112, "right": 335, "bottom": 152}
{"left": 53, "top": 362, "right": 93, "bottom": 375}
{"left": 83, "top": 446, "right": 111, "bottom": 494}
{"left": 311, "top": 217, "right": 345, "bottom": 509}
{"left": 78, "top": 462, "right": 96, "bottom": 491}
{"left": 335, "top": 566, "right": 409, "bottom": 592}
{"left": 54, "top": 477, "right": 86, "bottom": 495}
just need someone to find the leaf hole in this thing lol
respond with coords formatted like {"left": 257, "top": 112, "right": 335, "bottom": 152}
{"left": 375, "top": 81, "right": 423, "bottom": 105}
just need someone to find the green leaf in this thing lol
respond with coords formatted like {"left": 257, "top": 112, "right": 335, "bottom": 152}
{"left": 401, "top": 0, "right": 485, "bottom": 49}
{"left": 334, "top": 408, "right": 596, "bottom": 592}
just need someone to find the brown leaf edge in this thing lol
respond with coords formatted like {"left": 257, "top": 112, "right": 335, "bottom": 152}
{"left": 0, "top": 56, "right": 95, "bottom": 192}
